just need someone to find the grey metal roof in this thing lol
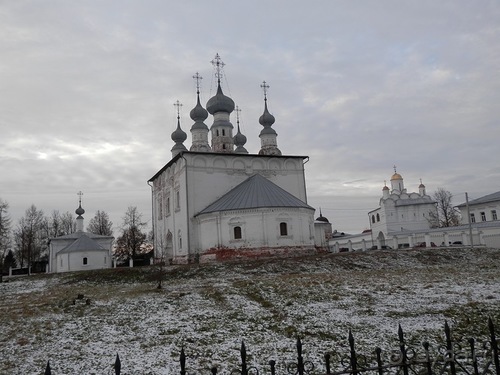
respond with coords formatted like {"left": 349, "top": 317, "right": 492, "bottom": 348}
{"left": 395, "top": 197, "right": 435, "bottom": 206}
{"left": 456, "top": 191, "right": 500, "bottom": 207}
{"left": 58, "top": 233, "right": 106, "bottom": 254}
{"left": 196, "top": 174, "right": 314, "bottom": 216}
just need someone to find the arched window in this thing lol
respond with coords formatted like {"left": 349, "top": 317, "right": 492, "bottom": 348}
{"left": 376, "top": 213, "right": 380, "bottom": 222}
{"left": 222, "top": 129, "right": 226, "bottom": 136}
{"left": 176, "top": 190, "right": 180, "bottom": 210}
{"left": 280, "top": 222, "right": 288, "bottom": 236}
{"left": 83, "top": 257, "right": 88, "bottom": 265}
{"left": 216, "top": 130, "right": 219, "bottom": 136}
{"left": 166, "top": 197, "right": 170, "bottom": 215}
{"left": 234, "top": 226, "right": 242, "bottom": 239}
{"left": 372, "top": 215, "right": 375, "bottom": 224}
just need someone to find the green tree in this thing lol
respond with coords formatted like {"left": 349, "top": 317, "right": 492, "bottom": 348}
{"left": 115, "top": 206, "right": 147, "bottom": 260}
{"left": 87, "top": 210, "right": 113, "bottom": 236}
{"left": 428, "top": 188, "right": 461, "bottom": 228}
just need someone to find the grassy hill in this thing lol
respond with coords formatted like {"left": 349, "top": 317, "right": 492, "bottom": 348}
{"left": 1, "top": 247, "right": 499, "bottom": 374}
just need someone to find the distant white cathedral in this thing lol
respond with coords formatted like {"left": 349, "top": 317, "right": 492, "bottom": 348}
{"left": 368, "top": 169, "right": 437, "bottom": 245}
{"left": 149, "top": 54, "right": 331, "bottom": 263}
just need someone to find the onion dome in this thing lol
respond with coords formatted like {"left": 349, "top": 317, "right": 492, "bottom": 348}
{"left": 190, "top": 95, "right": 209, "bottom": 125}
{"left": 419, "top": 182, "right": 425, "bottom": 188}
{"left": 383, "top": 185, "right": 389, "bottom": 191}
{"left": 259, "top": 100, "right": 276, "bottom": 128}
{"left": 391, "top": 172, "right": 403, "bottom": 180}
{"left": 315, "top": 212, "right": 330, "bottom": 223}
{"left": 171, "top": 118, "right": 187, "bottom": 144}
{"left": 206, "top": 84, "right": 235, "bottom": 114}
{"left": 233, "top": 124, "right": 248, "bottom": 154}
{"left": 75, "top": 204, "right": 85, "bottom": 217}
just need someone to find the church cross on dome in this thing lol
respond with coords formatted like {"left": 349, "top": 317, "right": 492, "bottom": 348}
{"left": 393, "top": 165, "right": 397, "bottom": 174}
{"left": 260, "top": 80, "right": 270, "bottom": 101}
{"left": 193, "top": 72, "right": 203, "bottom": 94}
{"left": 77, "top": 191, "right": 83, "bottom": 206}
{"left": 211, "top": 53, "right": 225, "bottom": 84}
{"left": 235, "top": 105, "right": 241, "bottom": 126}
{"left": 174, "top": 100, "right": 183, "bottom": 119}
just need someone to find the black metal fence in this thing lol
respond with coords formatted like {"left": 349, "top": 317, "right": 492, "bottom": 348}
{"left": 43, "top": 318, "right": 499, "bottom": 375}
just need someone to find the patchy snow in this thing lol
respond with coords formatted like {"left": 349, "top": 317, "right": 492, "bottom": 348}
{"left": 1, "top": 248, "right": 499, "bottom": 374}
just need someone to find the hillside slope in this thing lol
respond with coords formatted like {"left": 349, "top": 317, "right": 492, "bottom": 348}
{"left": 1, "top": 247, "right": 499, "bottom": 374}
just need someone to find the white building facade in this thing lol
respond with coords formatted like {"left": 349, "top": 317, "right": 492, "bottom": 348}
{"left": 48, "top": 204, "right": 114, "bottom": 273}
{"left": 149, "top": 55, "right": 329, "bottom": 263}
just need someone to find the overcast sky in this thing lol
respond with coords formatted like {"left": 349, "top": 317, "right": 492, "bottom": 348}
{"left": 1, "top": 1, "right": 499, "bottom": 234}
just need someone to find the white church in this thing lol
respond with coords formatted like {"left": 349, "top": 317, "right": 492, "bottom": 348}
{"left": 47, "top": 200, "right": 114, "bottom": 273}
{"left": 149, "top": 54, "right": 331, "bottom": 263}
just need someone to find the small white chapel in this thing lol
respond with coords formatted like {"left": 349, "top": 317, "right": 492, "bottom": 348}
{"left": 149, "top": 54, "right": 331, "bottom": 263}
{"left": 47, "top": 196, "right": 114, "bottom": 273}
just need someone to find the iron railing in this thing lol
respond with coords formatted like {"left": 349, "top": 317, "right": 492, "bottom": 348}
{"left": 43, "top": 318, "right": 499, "bottom": 375}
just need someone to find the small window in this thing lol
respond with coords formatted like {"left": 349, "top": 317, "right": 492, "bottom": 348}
{"left": 470, "top": 213, "right": 476, "bottom": 223}
{"left": 222, "top": 129, "right": 226, "bottom": 136}
{"left": 60, "top": 258, "right": 63, "bottom": 267}
{"left": 492, "top": 210, "right": 498, "bottom": 221}
{"left": 83, "top": 257, "right": 88, "bottom": 265}
{"left": 480, "top": 212, "right": 486, "bottom": 222}
{"left": 234, "top": 226, "right": 242, "bottom": 239}
{"left": 158, "top": 196, "right": 163, "bottom": 218}
{"left": 280, "top": 222, "right": 288, "bottom": 236}
{"left": 371, "top": 215, "right": 375, "bottom": 224}
{"left": 166, "top": 197, "right": 170, "bottom": 215}
{"left": 216, "top": 130, "right": 219, "bottom": 136}
{"left": 376, "top": 213, "right": 380, "bottom": 222}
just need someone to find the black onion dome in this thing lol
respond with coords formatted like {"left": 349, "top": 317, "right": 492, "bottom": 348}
{"left": 75, "top": 204, "right": 85, "bottom": 216}
{"left": 171, "top": 119, "right": 187, "bottom": 143}
{"left": 206, "top": 84, "right": 235, "bottom": 114}
{"left": 259, "top": 101, "right": 275, "bottom": 126}
{"left": 233, "top": 127, "right": 247, "bottom": 147}
{"left": 190, "top": 95, "right": 208, "bottom": 122}
{"left": 315, "top": 213, "right": 329, "bottom": 223}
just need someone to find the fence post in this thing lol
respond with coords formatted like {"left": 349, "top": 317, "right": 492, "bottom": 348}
{"left": 114, "top": 353, "right": 121, "bottom": 375}
{"left": 468, "top": 338, "right": 479, "bottom": 375}
{"left": 422, "top": 342, "right": 433, "bottom": 375}
{"left": 375, "top": 347, "right": 383, "bottom": 375}
{"left": 444, "top": 321, "right": 457, "bottom": 375}
{"left": 180, "top": 347, "right": 186, "bottom": 375}
{"left": 324, "top": 353, "right": 331, "bottom": 375}
{"left": 45, "top": 360, "right": 51, "bottom": 375}
{"left": 297, "top": 337, "right": 305, "bottom": 375}
{"left": 269, "top": 360, "right": 276, "bottom": 375}
{"left": 349, "top": 330, "right": 358, "bottom": 375}
{"left": 240, "top": 341, "right": 248, "bottom": 375}
{"left": 398, "top": 325, "right": 409, "bottom": 375}
{"left": 489, "top": 318, "right": 500, "bottom": 375}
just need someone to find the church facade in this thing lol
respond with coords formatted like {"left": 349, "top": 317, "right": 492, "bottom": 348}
{"left": 149, "top": 55, "right": 330, "bottom": 263}
{"left": 47, "top": 203, "right": 114, "bottom": 273}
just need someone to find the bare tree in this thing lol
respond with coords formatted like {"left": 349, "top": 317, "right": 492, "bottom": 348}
{"left": 0, "top": 199, "right": 12, "bottom": 281}
{"left": 45, "top": 210, "right": 76, "bottom": 238}
{"left": 428, "top": 188, "right": 461, "bottom": 228}
{"left": 115, "top": 206, "right": 147, "bottom": 260}
{"left": 13, "top": 205, "right": 45, "bottom": 272}
{"left": 87, "top": 210, "right": 113, "bottom": 236}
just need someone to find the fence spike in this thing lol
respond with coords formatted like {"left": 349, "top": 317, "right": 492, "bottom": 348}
{"left": 398, "top": 324, "right": 404, "bottom": 343}
{"left": 211, "top": 366, "right": 218, "bottom": 375}
{"left": 348, "top": 330, "right": 358, "bottom": 375}
{"left": 444, "top": 321, "right": 456, "bottom": 375}
{"left": 180, "top": 347, "right": 186, "bottom": 375}
{"left": 296, "top": 336, "right": 302, "bottom": 357}
{"left": 324, "top": 353, "right": 331, "bottom": 375}
{"left": 114, "top": 353, "right": 121, "bottom": 375}
{"left": 489, "top": 317, "right": 500, "bottom": 375}
{"left": 241, "top": 340, "right": 247, "bottom": 375}
{"left": 45, "top": 360, "right": 51, "bottom": 375}
{"left": 269, "top": 360, "right": 276, "bottom": 375}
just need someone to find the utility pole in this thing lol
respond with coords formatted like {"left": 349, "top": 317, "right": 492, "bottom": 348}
{"left": 465, "top": 192, "right": 474, "bottom": 248}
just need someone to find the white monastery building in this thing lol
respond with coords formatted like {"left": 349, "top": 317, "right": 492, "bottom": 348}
{"left": 48, "top": 201, "right": 114, "bottom": 273}
{"left": 368, "top": 169, "right": 437, "bottom": 247}
{"left": 149, "top": 54, "right": 331, "bottom": 263}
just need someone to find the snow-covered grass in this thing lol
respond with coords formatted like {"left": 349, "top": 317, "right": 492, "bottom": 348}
{"left": 1, "top": 248, "right": 499, "bottom": 374}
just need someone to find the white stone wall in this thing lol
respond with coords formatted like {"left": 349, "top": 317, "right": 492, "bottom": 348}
{"left": 196, "top": 207, "right": 314, "bottom": 252}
